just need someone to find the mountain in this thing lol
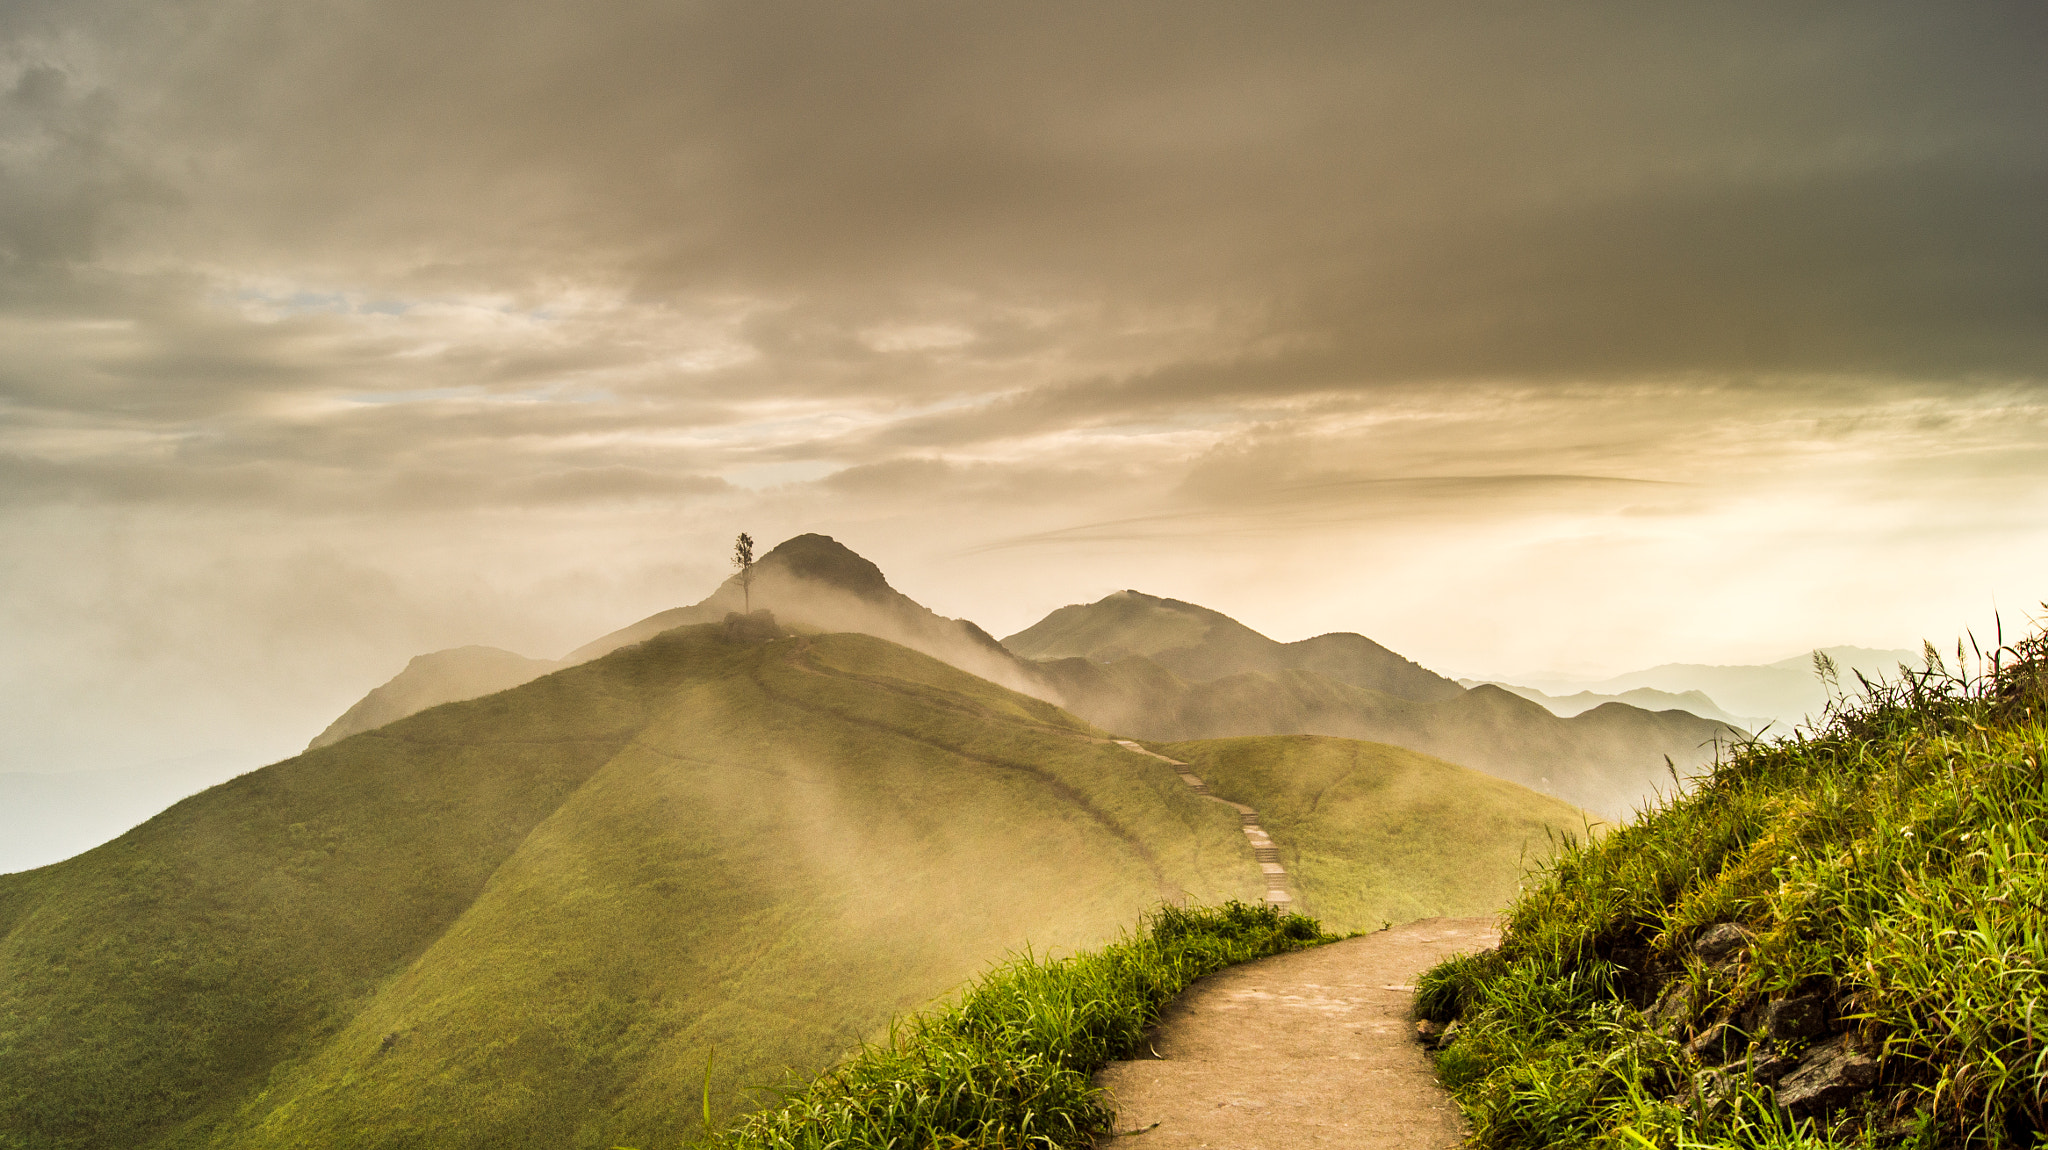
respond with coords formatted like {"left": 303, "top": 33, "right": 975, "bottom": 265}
{"left": 1520, "top": 645, "right": 1922, "bottom": 730}
{"left": 564, "top": 532, "right": 1038, "bottom": 695}
{"left": 1459, "top": 680, "right": 1763, "bottom": 729}
{"left": 0, "top": 619, "right": 1258, "bottom": 1150}
{"left": 1009, "top": 592, "right": 1742, "bottom": 819}
{"left": 299, "top": 546, "right": 1729, "bottom": 824}
{"left": 300, "top": 535, "right": 1048, "bottom": 759}
{"left": 0, "top": 615, "right": 1585, "bottom": 1149}
{"left": 307, "top": 646, "right": 563, "bottom": 749}
{"left": 1004, "top": 590, "right": 1464, "bottom": 701}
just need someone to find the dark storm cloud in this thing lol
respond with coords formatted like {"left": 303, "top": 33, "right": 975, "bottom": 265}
{"left": 0, "top": 1, "right": 2039, "bottom": 482}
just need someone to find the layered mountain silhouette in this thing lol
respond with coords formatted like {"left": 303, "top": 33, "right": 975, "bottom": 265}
{"left": 1005, "top": 589, "right": 1465, "bottom": 701}
{"left": 1509, "top": 645, "right": 1923, "bottom": 731}
{"left": 307, "top": 536, "right": 1742, "bottom": 818}
{"left": 1457, "top": 680, "right": 1763, "bottom": 730}
{"left": 0, "top": 615, "right": 1579, "bottom": 1150}
{"left": 1009, "top": 590, "right": 1741, "bottom": 818}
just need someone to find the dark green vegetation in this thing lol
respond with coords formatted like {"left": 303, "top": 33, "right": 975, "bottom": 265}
{"left": 0, "top": 618, "right": 1258, "bottom": 1150}
{"left": 1021, "top": 592, "right": 1740, "bottom": 819}
{"left": 716, "top": 902, "right": 1327, "bottom": 1150}
{"left": 1164, "top": 736, "right": 1591, "bottom": 932}
{"left": 1416, "top": 634, "right": 2048, "bottom": 1150}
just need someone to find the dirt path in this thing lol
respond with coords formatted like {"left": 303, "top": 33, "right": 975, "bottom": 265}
{"left": 1094, "top": 917, "right": 1499, "bottom": 1149}
{"left": 1111, "top": 740, "right": 1293, "bottom": 913}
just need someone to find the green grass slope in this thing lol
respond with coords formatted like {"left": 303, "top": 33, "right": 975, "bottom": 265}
{"left": 0, "top": 620, "right": 1256, "bottom": 1150}
{"left": 1415, "top": 636, "right": 2048, "bottom": 1150}
{"left": 1162, "top": 736, "right": 1593, "bottom": 933}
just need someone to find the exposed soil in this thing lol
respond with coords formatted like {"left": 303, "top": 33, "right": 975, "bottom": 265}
{"left": 1094, "top": 917, "right": 1499, "bottom": 1149}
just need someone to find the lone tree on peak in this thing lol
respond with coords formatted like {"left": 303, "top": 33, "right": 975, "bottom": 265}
{"left": 732, "top": 532, "right": 756, "bottom": 613}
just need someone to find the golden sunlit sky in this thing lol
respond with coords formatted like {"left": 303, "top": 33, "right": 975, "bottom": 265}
{"left": 4, "top": 1, "right": 2045, "bottom": 776}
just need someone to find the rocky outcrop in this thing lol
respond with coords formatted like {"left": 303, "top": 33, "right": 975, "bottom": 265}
{"left": 1654, "top": 923, "right": 1881, "bottom": 1121}
{"left": 1775, "top": 1036, "right": 1879, "bottom": 1118}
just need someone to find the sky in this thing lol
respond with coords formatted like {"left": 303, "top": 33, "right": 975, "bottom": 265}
{"left": 3, "top": 1, "right": 2046, "bottom": 778}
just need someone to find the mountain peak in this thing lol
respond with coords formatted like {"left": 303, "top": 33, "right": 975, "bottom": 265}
{"left": 1003, "top": 590, "right": 1464, "bottom": 704}
{"left": 751, "top": 533, "right": 895, "bottom": 602}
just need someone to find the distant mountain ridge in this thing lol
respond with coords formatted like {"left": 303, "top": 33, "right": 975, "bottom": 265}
{"left": 1007, "top": 590, "right": 1742, "bottom": 818}
{"left": 1458, "top": 680, "right": 1764, "bottom": 730}
{"left": 1003, "top": 590, "right": 1464, "bottom": 702}
{"left": 1513, "top": 645, "right": 1923, "bottom": 730}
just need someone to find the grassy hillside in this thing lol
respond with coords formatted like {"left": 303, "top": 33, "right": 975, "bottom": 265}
{"left": 1415, "top": 636, "right": 2048, "bottom": 1150}
{"left": 1045, "top": 657, "right": 1737, "bottom": 819}
{"left": 0, "top": 619, "right": 1256, "bottom": 1150}
{"left": 1162, "top": 736, "right": 1592, "bottom": 933}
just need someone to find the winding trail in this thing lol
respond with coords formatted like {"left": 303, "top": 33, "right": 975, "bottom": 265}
{"left": 1094, "top": 918, "right": 1498, "bottom": 1149}
{"left": 1111, "top": 740, "right": 1293, "bottom": 913}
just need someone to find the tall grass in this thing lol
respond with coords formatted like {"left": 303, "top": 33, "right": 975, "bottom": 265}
{"left": 715, "top": 901, "right": 1329, "bottom": 1149}
{"left": 1417, "top": 626, "right": 2048, "bottom": 1150}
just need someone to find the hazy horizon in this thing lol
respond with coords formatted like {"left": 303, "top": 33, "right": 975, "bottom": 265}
{"left": 4, "top": 2, "right": 2045, "bottom": 778}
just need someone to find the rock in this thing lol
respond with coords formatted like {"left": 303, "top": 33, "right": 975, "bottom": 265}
{"left": 1746, "top": 1041, "right": 1801, "bottom": 1083}
{"left": 1413, "top": 1018, "right": 1460, "bottom": 1050}
{"left": 1693, "top": 923, "right": 1755, "bottom": 966}
{"left": 1693, "top": 1068, "right": 1740, "bottom": 1118}
{"left": 1765, "top": 995, "right": 1829, "bottom": 1042}
{"left": 1687, "top": 1019, "right": 1746, "bottom": 1062}
{"left": 1645, "top": 983, "right": 1692, "bottom": 1035}
{"left": 1774, "top": 1035, "right": 1878, "bottom": 1118}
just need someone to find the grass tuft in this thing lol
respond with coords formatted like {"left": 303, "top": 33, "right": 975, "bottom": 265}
{"left": 1419, "top": 620, "right": 2048, "bottom": 1150}
{"left": 714, "top": 901, "right": 1329, "bottom": 1149}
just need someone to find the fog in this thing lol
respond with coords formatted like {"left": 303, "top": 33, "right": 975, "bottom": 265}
{"left": 3, "top": 2, "right": 2045, "bottom": 787}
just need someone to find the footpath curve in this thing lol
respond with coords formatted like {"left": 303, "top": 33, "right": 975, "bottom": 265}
{"left": 1111, "top": 740, "right": 1293, "bottom": 913}
{"left": 1094, "top": 917, "right": 1498, "bottom": 1149}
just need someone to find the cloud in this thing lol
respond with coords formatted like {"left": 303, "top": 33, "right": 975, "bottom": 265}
{"left": 3, "top": 0, "right": 2047, "bottom": 775}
